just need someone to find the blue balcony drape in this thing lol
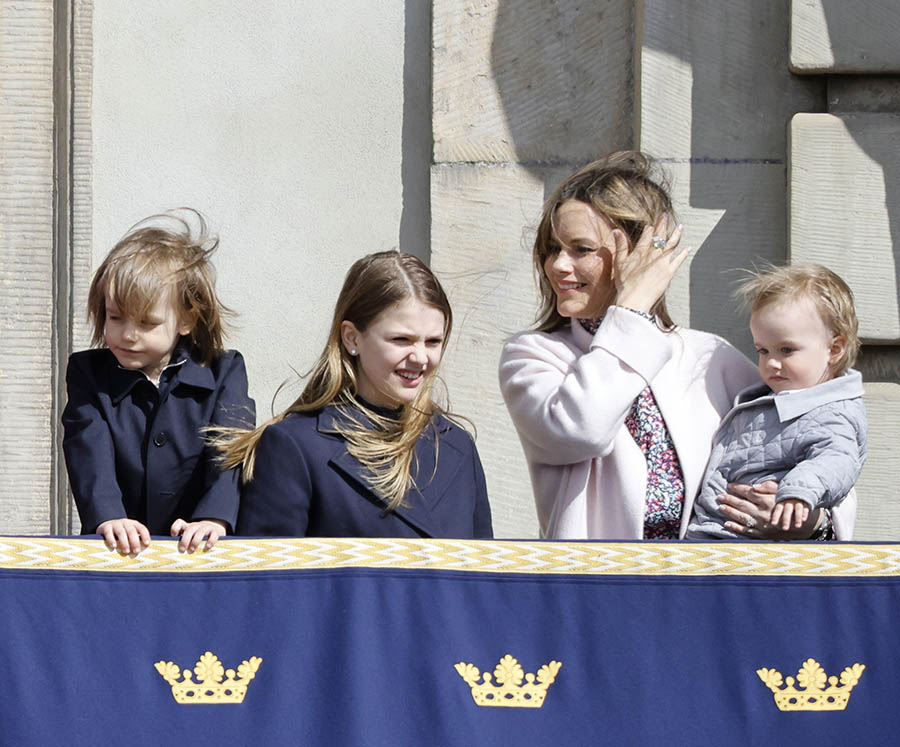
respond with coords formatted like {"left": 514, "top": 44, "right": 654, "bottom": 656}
{"left": 0, "top": 537, "right": 894, "bottom": 746}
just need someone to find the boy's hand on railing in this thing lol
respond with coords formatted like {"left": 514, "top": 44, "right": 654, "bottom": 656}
{"left": 97, "top": 518, "right": 151, "bottom": 555}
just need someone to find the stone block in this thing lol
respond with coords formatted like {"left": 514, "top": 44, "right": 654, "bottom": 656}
{"left": 857, "top": 345, "right": 900, "bottom": 386}
{"left": 855, "top": 351, "right": 900, "bottom": 542}
{"left": 431, "top": 162, "right": 545, "bottom": 537}
{"left": 791, "top": 0, "right": 900, "bottom": 73}
{"left": 789, "top": 113, "right": 900, "bottom": 342}
{"left": 640, "top": 0, "right": 822, "bottom": 159}
{"left": 855, "top": 383, "right": 900, "bottom": 540}
{"left": 433, "top": 0, "right": 633, "bottom": 165}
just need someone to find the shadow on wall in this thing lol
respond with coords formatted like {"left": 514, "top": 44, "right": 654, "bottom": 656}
{"left": 833, "top": 118, "right": 900, "bottom": 381}
{"left": 399, "top": 0, "right": 432, "bottom": 262}
{"left": 490, "top": 0, "right": 633, "bottom": 200}
{"left": 642, "top": 1, "right": 825, "bottom": 352}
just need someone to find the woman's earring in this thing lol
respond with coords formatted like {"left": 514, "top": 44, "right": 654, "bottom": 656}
{"left": 350, "top": 349, "right": 357, "bottom": 356}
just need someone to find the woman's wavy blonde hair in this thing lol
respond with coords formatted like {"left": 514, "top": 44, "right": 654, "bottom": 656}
{"left": 214, "top": 250, "right": 453, "bottom": 510}
{"left": 88, "top": 209, "right": 229, "bottom": 365}
{"left": 533, "top": 150, "right": 677, "bottom": 332}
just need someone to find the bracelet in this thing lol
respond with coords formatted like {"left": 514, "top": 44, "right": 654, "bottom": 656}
{"left": 621, "top": 307, "right": 655, "bottom": 323}
{"left": 808, "top": 509, "right": 835, "bottom": 541}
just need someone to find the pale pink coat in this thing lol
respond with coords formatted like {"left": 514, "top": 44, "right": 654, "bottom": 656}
{"left": 499, "top": 306, "right": 854, "bottom": 539}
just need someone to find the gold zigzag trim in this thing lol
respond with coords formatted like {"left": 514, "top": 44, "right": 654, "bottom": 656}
{"left": 757, "top": 659, "right": 865, "bottom": 711}
{"left": 1, "top": 537, "right": 900, "bottom": 576}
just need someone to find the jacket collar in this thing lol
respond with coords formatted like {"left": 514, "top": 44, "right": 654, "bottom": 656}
{"left": 570, "top": 319, "right": 593, "bottom": 353}
{"left": 315, "top": 400, "right": 452, "bottom": 434}
{"left": 109, "top": 343, "right": 215, "bottom": 404}
{"left": 569, "top": 308, "right": 655, "bottom": 352}
{"left": 734, "top": 368, "right": 864, "bottom": 422}
{"left": 315, "top": 403, "right": 457, "bottom": 537}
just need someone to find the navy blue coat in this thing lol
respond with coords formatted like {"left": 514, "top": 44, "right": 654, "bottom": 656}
{"left": 62, "top": 346, "right": 255, "bottom": 535}
{"left": 236, "top": 406, "right": 493, "bottom": 539}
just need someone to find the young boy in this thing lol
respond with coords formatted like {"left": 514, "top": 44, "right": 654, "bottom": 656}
{"left": 686, "top": 263, "right": 867, "bottom": 540}
{"left": 62, "top": 211, "right": 255, "bottom": 554}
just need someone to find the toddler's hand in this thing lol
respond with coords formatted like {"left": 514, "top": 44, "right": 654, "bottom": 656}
{"left": 770, "top": 498, "right": 810, "bottom": 531}
{"left": 96, "top": 518, "right": 151, "bottom": 555}
{"left": 170, "top": 518, "right": 227, "bottom": 553}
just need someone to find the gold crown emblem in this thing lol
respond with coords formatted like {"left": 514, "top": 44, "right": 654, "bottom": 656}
{"left": 455, "top": 654, "right": 562, "bottom": 708}
{"left": 757, "top": 658, "right": 865, "bottom": 711}
{"left": 154, "top": 651, "right": 262, "bottom": 704}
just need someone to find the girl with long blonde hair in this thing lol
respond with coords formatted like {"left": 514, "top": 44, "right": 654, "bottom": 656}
{"left": 220, "top": 251, "right": 492, "bottom": 538}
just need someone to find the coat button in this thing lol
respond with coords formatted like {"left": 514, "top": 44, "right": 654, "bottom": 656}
{"left": 153, "top": 432, "right": 168, "bottom": 447}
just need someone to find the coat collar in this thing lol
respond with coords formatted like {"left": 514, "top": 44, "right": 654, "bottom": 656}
{"left": 569, "top": 308, "right": 662, "bottom": 353}
{"left": 734, "top": 368, "right": 864, "bottom": 423}
{"left": 108, "top": 343, "right": 215, "bottom": 404}
{"left": 315, "top": 403, "right": 459, "bottom": 537}
{"left": 570, "top": 319, "right": 593, "bottom": 352}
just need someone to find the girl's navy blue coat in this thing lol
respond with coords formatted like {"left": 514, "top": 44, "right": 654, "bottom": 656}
{"left": 236, "top": 406, "right": 493, "bottom": 539}
{"left": 62, "top": 346, "right": 255, "bottom": 535}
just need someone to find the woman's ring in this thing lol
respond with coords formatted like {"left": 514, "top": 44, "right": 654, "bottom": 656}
{"left": 745, "top": 516, "right": 757, "bottom": 529}
{"left": 651, "top": 236, "right": 667, "bottom": 250}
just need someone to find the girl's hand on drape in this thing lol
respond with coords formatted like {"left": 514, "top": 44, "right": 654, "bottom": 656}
{"left": 170, "top": 518, "right": 227, "bottom": 552}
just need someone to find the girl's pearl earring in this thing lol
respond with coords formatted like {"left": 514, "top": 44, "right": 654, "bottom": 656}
{"left": 350, "top": 349, "right": 357, "bottom": 356}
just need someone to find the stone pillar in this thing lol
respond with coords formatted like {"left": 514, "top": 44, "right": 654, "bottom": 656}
{"left": 789, "top": 0, "right": 900, "bottom": 539}
{"left": 0, "top": 0, "right": 57, "bottom": 532}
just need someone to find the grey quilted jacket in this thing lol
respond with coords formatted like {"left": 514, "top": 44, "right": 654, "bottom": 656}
{"left": 686, "top": 369, "right": 867, "bottom": 539}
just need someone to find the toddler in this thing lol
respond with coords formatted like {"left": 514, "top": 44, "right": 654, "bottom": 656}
{"left": 62, "top": 210, "right": 255, "bottom": 553}
{"left": 686, "top": 263, "right": 866, "bottom": 540}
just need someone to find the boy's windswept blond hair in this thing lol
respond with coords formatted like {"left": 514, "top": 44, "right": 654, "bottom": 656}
{"left": 87, "top": 209, "right": 230, "bottom": 365}
{"left": 737, "top": 262, "right": 859, "bottom": 375}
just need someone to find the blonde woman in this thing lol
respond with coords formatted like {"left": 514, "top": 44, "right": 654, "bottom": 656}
{"left": 499, "top": 151, "right": 854, "bottom": 540}
{"left": 219, "top": 251, "right": 492, "bottom": 538}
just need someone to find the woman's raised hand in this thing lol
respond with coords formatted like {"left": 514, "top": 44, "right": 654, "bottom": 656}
{"left": 612, "top": 219, "right": 691, "bottom": 314}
